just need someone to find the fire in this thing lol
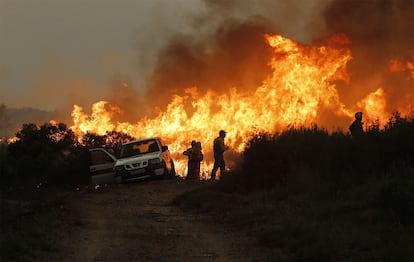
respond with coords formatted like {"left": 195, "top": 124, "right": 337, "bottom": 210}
{"left": 71, "top": 102, "right": 121, "bottom": 135}
{"left": 357, "top": 88, "right": 388, "bottom": 126}
{"left": 70, "top": 33, "right": 413, "bottom": 178}
{"left": 388, "top": 57, "right": 414, "bottom": 80}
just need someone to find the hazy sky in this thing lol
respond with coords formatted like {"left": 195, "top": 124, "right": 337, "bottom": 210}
{"left": 0, "top": 0, "right": 329, "bottom": 111}
{"left": 0, "top": 0, "right": 209, "bottom": 110}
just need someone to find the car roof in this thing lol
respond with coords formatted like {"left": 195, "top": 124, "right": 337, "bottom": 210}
{"left": 122, "top": 137, "right": 161, "bottom": 146}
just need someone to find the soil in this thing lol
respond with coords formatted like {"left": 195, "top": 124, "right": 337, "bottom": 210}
{"left": 41, "top": 178, "right": 267, "bottom": 262}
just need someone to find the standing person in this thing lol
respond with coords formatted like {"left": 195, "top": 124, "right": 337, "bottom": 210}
{"left": 349, "top": 111, "right": 364, "bottom": 137}
{"left": 191, "top": 141, "right": 203, "bottom": 180}
{"left": 161, "top": 145, "right": 174, "bottom": 177}
{"left": 210, "top": 130, "right": 229, "bottom": 181}
{"left": 183, "top": 140, "right": 196, "bottom": 179}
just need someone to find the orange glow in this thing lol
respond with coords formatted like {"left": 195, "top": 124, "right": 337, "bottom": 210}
{"left": 71, "top": 102, "right": 121, "bottom": 136}
{"left": 388, "top": 58, "right": 405, "bottom": 73}
{"left": 70, "top": 34, "right": 413, "bottom": 178}
{"left": 388, "top": 57, "right": 414, "bottom": 80}
{"left": 357, "top": 88, "right": 388, "bottom": 126}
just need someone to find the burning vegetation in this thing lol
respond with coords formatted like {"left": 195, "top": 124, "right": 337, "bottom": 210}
{"left": 0, "top": 1, "right": 413, "bottom": 180}
{"left": 2, "top": 1, "right": 414, "bottom": 260}
{"left": 69, "top": 32, "right": 413, "bottom": 177}
{"left": 1, "top": 0, "right": 413, "bottom": 178}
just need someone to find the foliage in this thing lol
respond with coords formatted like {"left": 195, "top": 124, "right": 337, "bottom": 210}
{"left": 78, "top": 130, "right": 135, "bottom": 157}
{"left": 1, "top": 124, "right": 136, "bottom": 260}
{"left": 237, "top": 114, "right": 414, "bottom": 191}
{"left": 174, "top": 112, "right": 414, "bottom": 261}
{"left": 1, "top": 122, "right": 135, "bottom": 188}
{"left": 4, "top": 122, "right": 75, "bottom": 187}
{"left": 378, "top": 177, "right": 414, "bottom": 225}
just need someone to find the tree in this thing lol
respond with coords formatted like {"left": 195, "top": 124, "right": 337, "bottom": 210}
{"left": 77, "top": 130, "right": 135, "bottom": 156}
{"left": 7, "top": 122, "right": 76, "bottom": 186}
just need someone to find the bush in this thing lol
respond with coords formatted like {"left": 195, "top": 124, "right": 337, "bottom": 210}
{"left": 234, "top": 115, "right": 414, "bottom": 193}
{"left": 2, "top": 123, "right": 136, "bottom": 188}
{"left": 378, "top": 178, "right": 414, "bottom": 225}
{"left": 173, "top": 113, "right": 414, "bottom": 261}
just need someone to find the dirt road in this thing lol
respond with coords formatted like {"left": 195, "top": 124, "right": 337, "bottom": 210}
{"left": 43, "top": 178, "right": 264, "bottom": 262}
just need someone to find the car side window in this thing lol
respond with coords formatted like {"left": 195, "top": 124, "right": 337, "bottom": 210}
{"left": 91, "top": 150, "right": 114, "bottom": 165}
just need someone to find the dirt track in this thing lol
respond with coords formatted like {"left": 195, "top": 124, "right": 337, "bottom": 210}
{"left": 43, "top": 178, "right": 264, "bottom": 262}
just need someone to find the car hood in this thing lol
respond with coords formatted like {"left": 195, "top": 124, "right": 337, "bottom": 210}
{"left": 115, "top": 152, "right": 161, "bottom": 166}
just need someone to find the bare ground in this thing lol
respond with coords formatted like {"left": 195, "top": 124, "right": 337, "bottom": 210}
{"left": 39, "top": 178, "right": 269, "bottom": 262}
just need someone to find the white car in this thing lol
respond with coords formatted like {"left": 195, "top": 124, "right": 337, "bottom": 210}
{"left": 89, "top": 137, "right": 175, "bottom": 186}
{"left": 89, "top": 147, "right": 117, "bottom": 186}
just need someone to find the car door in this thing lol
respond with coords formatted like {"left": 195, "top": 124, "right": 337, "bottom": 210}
{"left": 89, "top": 148, "right": 117, "bottom": 186}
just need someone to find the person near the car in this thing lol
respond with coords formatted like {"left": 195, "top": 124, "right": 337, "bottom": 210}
{"left": 210, "top": 130, "right": 229, "bottom": 181}
{"left": 190, "top": 141, "right": 203, "bottom": 180}
{"left": 161, "top": 145, "right": 173, "bottom": 172}
{"left": 183, "top": 140, "right": 196, "bottom": 179}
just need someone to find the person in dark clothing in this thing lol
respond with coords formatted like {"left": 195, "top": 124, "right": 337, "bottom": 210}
{"left": 349, "top": 111, "right": 364, "bottom": 137}
{"left": 161, "top": 145, "right": 174, "bottom": 177}
{"left": 184, "top": 140, "right": 204, "bottom": 179}
{"left": 183, "top": 140, "right": 196, "bottom": 179}
{"left": 210, "top": 130, "right": 229, "bottom": 180}
{"left": 190, "top": 142, "right": 203, "bottom": 180}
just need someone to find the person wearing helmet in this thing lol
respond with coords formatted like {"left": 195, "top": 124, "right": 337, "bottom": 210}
{"left": 210, "top": 130, "right": 229, "bottom": 180}
{"left": 349, "top": 111, "right": 364, "bottom": 137}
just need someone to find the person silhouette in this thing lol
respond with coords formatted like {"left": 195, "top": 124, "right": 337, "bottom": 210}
{"left": 190, "top": 141, "right": 203, "bottom": 180}
{"left": 210, "top": 130, "right": 229, "bottom": 180}
{"left": 349, "top": 111, "right": 364, "bottom": 137}
{"left": 183, "top": 141, "right": 196, "bottom": 179}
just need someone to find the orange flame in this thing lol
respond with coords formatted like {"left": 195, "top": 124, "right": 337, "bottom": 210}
{"left": 70, "top": 33, "right": 413, "bottom": 178}
{"left": 357, "top": 88, "right": 388, "bottom": 126}
{"left": 389, "top": 57, "right": 414, "bottom": 80}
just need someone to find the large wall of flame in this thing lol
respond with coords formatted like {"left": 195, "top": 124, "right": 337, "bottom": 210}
{"left": 2, "top": 0, "right": 413, "bottom": 138}
{"left": 105, "top": 0, "right": 334, "bottom": 123}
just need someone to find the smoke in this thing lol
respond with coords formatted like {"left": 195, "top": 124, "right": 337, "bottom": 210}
{"left": 4, "top": 0, "right": 413, "bottom": 133}
{"left": 140, "top": 0, "right": 414, "bottom": 120}
{"left": 106, "top": 73, "right": 143, "bottom": 122}
{"left": 201, "top": 0, "right": 330, "bottom": 42}
{"left": 143, "top": 0, "right": 332, "bottom": 111}
{"left": 146, "top": 22, "right": 274, "bottom": 106}
{"left": 28, "top": 53, "right": 103, "bottom": 125}
{"left": 323, "top": 0, "right": 414, "bottom": 111}
{"left": 2, "top": 0, "right": 336, "bottom": 121}
{"left": 0, "top": 104, "right": 10, "bottom": 138}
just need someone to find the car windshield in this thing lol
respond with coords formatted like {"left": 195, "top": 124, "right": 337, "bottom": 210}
{"left": 120, "top": 139, "right": 160, "bottom": 158}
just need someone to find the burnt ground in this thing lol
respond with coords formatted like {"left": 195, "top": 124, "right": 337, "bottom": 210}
{"left": 33, "top": 178, "right": 271, "bottom": 262}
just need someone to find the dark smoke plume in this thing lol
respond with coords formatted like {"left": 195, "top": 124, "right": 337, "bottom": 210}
{"left": 143, "top": 0, "right": 331, "bottom": 112}
{"left": 146, "top": 21, "right": 274, "bottom": 108}
{"left": 53, "top": 0, "right": 338, "bottom": 126}
{"left": 324, "top": 0, "right": 414, "bottom": 110}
